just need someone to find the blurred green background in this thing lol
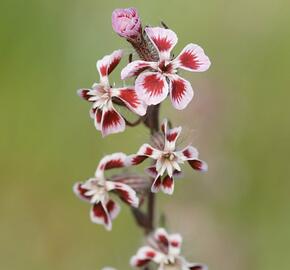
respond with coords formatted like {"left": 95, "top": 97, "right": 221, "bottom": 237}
{"left": 1, "top": 0, "right": 290, "bottom": 269}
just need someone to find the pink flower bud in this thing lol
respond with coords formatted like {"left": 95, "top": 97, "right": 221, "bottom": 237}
{"left": 112, "top": 7, "right": 141, "bottom": 39}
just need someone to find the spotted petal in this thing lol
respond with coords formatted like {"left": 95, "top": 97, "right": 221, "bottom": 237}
{"left": 106, "top": 181, "right": 139, "bottom": 208}
{"left": 96, "top": 50, "right": 123, "bottom": 83}
{"left": 173, "top": 43, "right": 211, "bottom": 72}
{"left": 145, "top": 27, "right": 178, "bottom": 60}
{"left": 169, "top": 75, "right": 194, "bottom": 110}
{"left": 151, "top": 175, "right": 162, "bottom": 193}
{"left": 121, "top": 60, "right": 158, "bottom": 80}
{"left": 100, "top": 103, "right": 125, "bottom": 137}
{"left": 176, "top": 146, "right": 199, "bottom": 161}
{"left": 135, "top": 71, "right": 168, "bottom": 106}
{"left": 111, "top": 87, "right": 147, "bottom": 116}
{"left": 90, "top": 202, "right": 111, "bottom": 230}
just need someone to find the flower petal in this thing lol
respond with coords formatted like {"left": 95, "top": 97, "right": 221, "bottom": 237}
{"left": 106, "top": 199, "right": 120, "bottom": 220}
{"left": 77, "top": 88, "right": 93, "bottom": 101}
{"left": 145, "top": 27, "right": 178, "bottom": 59}
{"left": 176, "top": 146, "right": 199, "bottom": 161}
{"left": 188, "top": 159, "right": 208, "bottom": 172}
{"left": 90, "top": 202, "right": 111, "bottom": 230}
{"left": 135, "top": 71, "right": 168, "bottom": 106}
{"left": 173, "top": 43, "right": 211, "bottom": 72}
{"left": 106, "top": 181, "right": 139, "bottom": 208}
{"left": 145, "top": 166, "right": 158, "bottom": 178}
{"left": 169, "top": 75, "right": 194, "bottom": 110}
{"left": 138, "top": 143, "right": 162, "bottom": 159}
{"left": 73, "top": 182, "right": 92, "bottom": 202}
{"left": 161, "top": 175, "right": 174, "bottom": 195}
{"left": 96, "top": 50, "right": 123, "bottom": 83}
{"left": 121, "top": 60, "right": 158, "bottom": 80}
{"left": 112, "top": 87, "right": 147, "bottom": 116}
{"left": 131, "top": 246, "right": 164, "bottom": 267}
{"left": 168, "top": 233, "right": 182, "bottom": 256}
{"left": 95, "top": 152, "right": 127, "bottom": 178}
{"left": 93, "top": 108, "right": 103, "bottom": 130}
{"left": 151, "top": 175, "right": 162, "bottom": 193}
{"left": 100, "top": 103, "right": 126, "bottom": 137}
{"left": 164, "top": 126, "right": 182, "bottom": 152}
{"left": 154, "top": 228, "right": 169, "bottom": 247}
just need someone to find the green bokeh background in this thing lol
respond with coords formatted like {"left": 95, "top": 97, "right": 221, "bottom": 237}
{"left": 1, "top": 1, "right": 290, "bottom": 269}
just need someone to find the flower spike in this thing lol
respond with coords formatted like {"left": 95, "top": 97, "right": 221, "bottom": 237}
{"left": 127, "top": 119, "right": 207, "bottom": 195}
{"left": 78, "top": 50, "right": 147, "bottom": 137}
{"left": 73, "top": 153, "right": 139, "bottom": 230}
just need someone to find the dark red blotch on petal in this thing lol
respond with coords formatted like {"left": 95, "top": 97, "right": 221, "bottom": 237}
{"left": 132, "top": 155, "right": 148, "bottom": 165}
{"left": 118, "top": 89, "right": 140, "bottom": 109}
{"left": 153, "top": 37, "right": 172, "bottom": 52}
{"left": 92, "top": 202, "right": 109, "bottom": 225}
{"left": 76, "top": 184, "right": 92, "bottom": 200}
{"left": 100, "top": 65, "right": 108, "bottom": 77}
{"left": 188, "top": 160, "right": 204, "bottom": 171}
{"left": 143, "top": 74, "right": 165, "bottom": 97}
{"left": 171, "top": 79, "right": 186, "bottom": 103}
{"left": 104, "top": 159, "right": 124, "bottom": 170}
{"left": 102, "top": 109, "right": 122, "bottom": 129}
{"left": 179, "top": 51, "right": 200, "bottom": 70}
{"left": 166, "top": 132, "right": 178, "bottom": 142}
{"left": 107, "top": 56, "right": 122, "bottom": 75}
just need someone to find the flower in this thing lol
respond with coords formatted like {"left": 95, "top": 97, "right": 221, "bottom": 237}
{"left": 127, "top": 119, "right": 207, "bottom": 195}
{"left": 131, "top": 228, "right": 207, "bottom": 270}
{"left": 78, "top": 49, "right": 147, "bottom": 137}
{"left": 73, "top": 153, "right": 139, "bottom": 230}
{"left": 121, "top": 27, "right": 211, "bottom": 110}
{"left": 112, "top": 7, "right": 142, "bottom": 39}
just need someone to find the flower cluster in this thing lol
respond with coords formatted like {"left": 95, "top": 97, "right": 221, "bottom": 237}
{"left": 73, "top": 6, "right": 211, "bottom": 270}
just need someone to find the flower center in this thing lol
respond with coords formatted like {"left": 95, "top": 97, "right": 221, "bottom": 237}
{"left": 158, "top": 60, "right": 174, "bottom": 74}
{"left": 163, "top": 152, "right": 175, "bottom": 161}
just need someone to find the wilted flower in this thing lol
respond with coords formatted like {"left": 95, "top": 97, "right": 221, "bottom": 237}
{"left": 131, "top": 228, "right": 207, "bottom": 270}
{"left": 121, "top": 27, "right": 211, "bottom": 110}
{"left": 127, "top": 119, "right": 207, "bottom": 194}
{"left": 78, "top": 49, "right": 147, "bottom": 137}
{"left": 112, "top": 7, "right": 142, "bottom": 39}
{"left": 73, "top": 153, "right": 139, "bottom": 230}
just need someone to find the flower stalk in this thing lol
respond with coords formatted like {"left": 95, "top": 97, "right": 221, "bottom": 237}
{"left": 73, "top": 6, "right": 211, "bottom": 270}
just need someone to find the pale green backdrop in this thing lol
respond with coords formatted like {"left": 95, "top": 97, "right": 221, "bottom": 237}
{"left": 1, "top": 1, "right": 290, "bottom": 270}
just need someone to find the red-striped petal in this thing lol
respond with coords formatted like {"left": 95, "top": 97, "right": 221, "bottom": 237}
{"left": 154, "top": 228, "right": 169, "bottom": 247}
{"left": 168, "top": 233, "right": 182, "bottom": 255}
{"left": 161, "top": 175, "right": 174, "bottom": 195}
{"left": 151, "top": 175, "right": 162, "bottom": 193}
{"left": 100, "top": 105, "right": 125, "bottom": 137}
{"left": 95, "top": 153, "right": 127, "bottom": 178}
{"left": 137, "top": 144, "right": 161, "bottom": 159}
{"left": 135, "top": 72, "right": 168, "bottom": 106}
{"left": 106, "top": 199, "right": 120, "bottom": 220}
{"left": 77, "top": 88, "right": 93, "bottom": 101}
{"left": 176, "top": 146, "right": 199, "bottom": 161}
{"left": 174, "top": 43, "right": 211, "bottom": 72}
{"left": 164, "top": 126, "right": 182, "bottom": 151}
{"left": 188, "top": 159, "right": 208, "bottom": 172}
{"left": 112, "top": 87, "right": 147, "bottom": 116}
{"left": 145, "top": 166, "right": 158, "bottom": 178}
{"left": 130, "top": 246, "right": 161, "bottom": 267}
{"left": 145, "top": 27, "right": 177, "bottom": 59}
{"left": 90, "top": 202, "right": 111, "bottom": 230}
{"left": 169, "top": 76, "right": 194, "bottom": 110}
{"left": 106, "top": 181, "right": 139, "bottom": 208}
{"left": 121, "top": 60, "right": 158, "bottom": 80}
{"left": 96, "top": 50, "right": 123, "bottom": 81}
{"left": 73, "top": 182, "right": 92, "bottom": 202}
{"left": 126, "top": 154, "right": 148, "bottom": 166}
